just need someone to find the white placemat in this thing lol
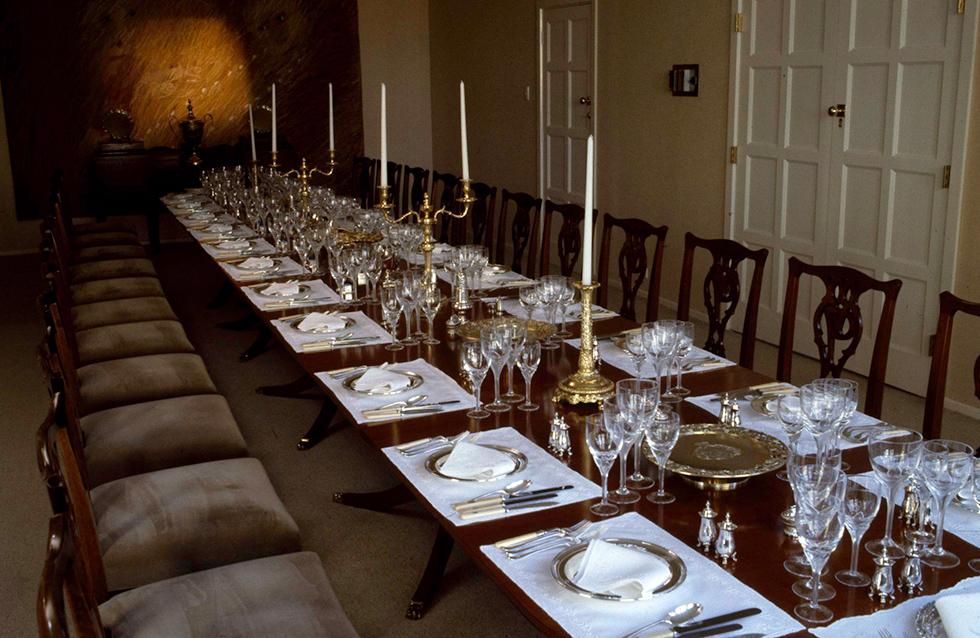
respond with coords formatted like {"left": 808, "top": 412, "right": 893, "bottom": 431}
{"left": 219, "top": 256, "right": 307, "bottom": 282}
{"left": 500, "top": 299, "right": 618, "bottom": 323}
{"left": 314, "top": 358, "right": 473, "bottom": 425}
{"left": 188, "top": 224, "right": 256, "bottom": 242}
{"left": 241, "top": 279, "right": 341, "bottom": 310}
{"left": 480, "top": 511, "right": 804, "bottom": 638}
{"left": 811, "top": 575, "right": 980, "bottom": 638}
{"left": 382, "top": 427, "right": 600, "bottom": 527}
{"left": 685, "top": 390, "right": 879, "bottom": 450}
{"left": 435, "top": 268, "right": 535, "bottom": 290}
{"left": 271, "top": 310, "right": 393, "bottom": 353}
{"left": 851, "top": 472, "right": 980, "bottom": 548}
{"left": 565, "top": 339, "right": 735, "bottom": 378}
{"left": 201, "top": 237, "right": 276, "bottom": 260}
{"left": 177, "top": 212, "right": 236, "bottom": 229}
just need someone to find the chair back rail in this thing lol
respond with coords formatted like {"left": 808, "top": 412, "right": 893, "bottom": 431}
{"left": 677, "top": 233, "right": 768, "bottom": 368}
{"left": 401, "top": 165, "right": 430, "bottom": 216}
{"left": 38, "top": 514, "right": 105, "bottom": 638}
{"left": 469, "top": 181, "right": 497, "bottom": 249}
{"left": 540, "top": 201, "right": 595, "bottom": 278}
{"left": 430, "top": 171, "right": 461, "bottom": 243}
{"left": 495, "top": 190, "right": 542, "bottom": 277}
{"left": 352, "top": 156, "right": 375, "bottom": 208}
{"left": 777, "top": 257, "right": 902, "bottom": 418}
{"left": 923, "top": 291, "right": 980, "bottom": 439}
{"left": 596, "top": 214, "right": 668, "bottom": 322}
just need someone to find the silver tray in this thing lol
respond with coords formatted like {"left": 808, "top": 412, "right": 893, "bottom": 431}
{"left": 423, "top": 444, "right": 527, "bottom": 482}
{"left": 287, "top": 314, "right": 354, "bottom": 334}
{"left": 915, "top": 602, "right": 946, "bottom": 638}
{"left": 551, "top": 538, "right": 686, "bottom": 601}
{"left": 343, "top": 369, "right": 423, "bottom": 396}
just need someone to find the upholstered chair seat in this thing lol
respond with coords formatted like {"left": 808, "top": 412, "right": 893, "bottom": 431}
{"left": 70, "top": 277, "right": 165, "bottom": 305}
{"left": 75, "top": 320, "right": 195, "bottom": 365}
{"left": 71, "top": 231, "right": 141, "bottom": 248}
{"left": 76, "top": 352, "right": 217, "bottom": 415}
{"left": 70, "top": 258, "right": 157, "bottom": 283}
{"left": 80, "top": 394, "right": 248, "bottom": 487}
{"left": 71, "top": 297, "right": 177, "bottom": 330}
{"left": 72, "top": 244, "right": 146, "bottom": 263}
{"left": 72, "top": 220, "right": 137, "bottom": 235}
{"left": 97, "top": 552, "right": 359, "bottom": 638}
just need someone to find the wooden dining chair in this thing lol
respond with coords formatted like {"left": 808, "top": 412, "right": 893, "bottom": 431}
{"left": 596, "top": 214, "right": 668, "bottom": 322}
{"left": 777, "top": 257, "right": 902, "bottom": 418}
{"left": 677, "top": 233, "right": 768, "bottom": 368}
{"left": 431, "top": 171, "right": 461, "bottom": 242}
{"left": 468, "top": 181, "right": 497, "bottom": 249}
{"left": 538, "top": 201, "right": 597, "bottom": 278}
{"left": 923, "top": 291, "right": 980, "bottom": 439}
{"left": 352, "top": 156, "right": 375, "bottom": 208}
{"left": 401, "top": 165, "right": 430, "bottom": 215}
{"left": 495, "top": 190, "right": 542, "bottom": 277}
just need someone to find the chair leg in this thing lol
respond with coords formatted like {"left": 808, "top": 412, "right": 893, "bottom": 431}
{"left": 256, "top": 375, "right": 319, "bottom": 399}
{"left": 297, "top": 399, "right": 341, "bottom": 450}
{"left": 208, "top": 280, "right": 235, "bottom": 309}
{"left": 239, "top": 325, "right": 272, "bottom": 361}
{"left": 406, "top": 527, "right": 454, "bottom": 620}
{"left": 332, "top": 483, "right": 413, "bottom": 510}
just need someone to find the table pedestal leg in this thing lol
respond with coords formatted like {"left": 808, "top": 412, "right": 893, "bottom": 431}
{"left": 257, "top": 375, "right": 319, "bottom": 399}
{"left": 218, "top": 314, "right": 259, "bottom": 331}
{"left": 406, "top": 527, "right": 454, "bottom": 620}
{"left": 332, "top": 483, "right": 412, "bottom": 510}
{"left": 208, "top": 281, "right": 234, "bottom": 309}
{"left": 297, "top": 399, "right": 341, "bottom": 450}
{"left": 239, "top": 325, "right": 272, "bottom": 361}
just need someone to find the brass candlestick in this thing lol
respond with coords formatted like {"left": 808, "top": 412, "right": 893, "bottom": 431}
{"left": 269, "top": 150, "right": 280, "bottom": 172}
{"left": 283, "top": 150, "right": 337, "bottom": 215}
{"left": 249, "top": 160, "right": 261, "bottom": 194}
{"left": 553, "top": 281, "right": 614, "bottom": 405}
{"left": 375, "top": 179, "right": 475, "bottom": 284}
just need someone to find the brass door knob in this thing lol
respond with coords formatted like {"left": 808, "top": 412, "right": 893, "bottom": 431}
{"left": 827, "top": 104, "right": 846, "bottom": 117}
{"left": 579, "top": 96, "right": 592, "bottom": 105}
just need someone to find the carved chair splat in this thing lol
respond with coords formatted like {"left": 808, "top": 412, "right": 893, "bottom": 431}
{"left": 596, "top": 214, "right": 668, "bottom": 322}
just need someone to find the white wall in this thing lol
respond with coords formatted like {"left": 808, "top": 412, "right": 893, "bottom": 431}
{"left": 358, "top": 0, "right": 434, "bottom": 170}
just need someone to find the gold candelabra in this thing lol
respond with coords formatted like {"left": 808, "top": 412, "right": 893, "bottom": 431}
{"left": 269, "top": 150, "right": 280, "bottom": 172}
{"left": 249, "top": 160, "right": 261, "bottom": 194}
{"left": 283, "top": 151, "right": 338, "bottom": 215}
{"left": 375, "top": 179, "right": 475, "bottom": 283}
{"left": 553, "top": 281, "right": 614, "bottom": 405}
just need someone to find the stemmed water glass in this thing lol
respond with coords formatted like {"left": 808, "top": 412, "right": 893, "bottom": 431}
{"left": 481, "top": 326, "right": 512, "bottom": 412}
{"left": 834, "top": 482, "right": 880, "bottom": 587}
{"left": 420, "top": 286, "right": 443, "bottom": 345}
{"left": 793, "top": 467, "right": 847, "bottom": 625}
{"left": 502, "top": 325, "right": 527, "bottom": 403}
{"left": 613, "top": 379, "right": 658, "bottom": 502}
{"left": 785, "top": 440, "right": 842, "bottom": 589}
{"left": 396, "top": 273, "right": 421, "bottom": 346}
{"left": 824, "top": 378, "right": 857, "bottom": 471}
{"left": 920, "top": 439, "right": 975, "bottom": 569}
{"left": 646, "top": 407, "right": 681, "bottom": 504}
{"left": 555, "top": 281, "right": 575, "bottom": 339}
{"left": 461, "top": 341, "right": 490, "bottom": 419}
{"left": 775, "top": 392, "right": 804, "bottom": 481}
{"left": 624, "top": 331, "right": 648, "bottom": 378}
{"left": 587, "top": 411, "right": 623, "bottom": 517}
{"left": 536, "top": 276, "right": 565, "bottom": 349}
{"left": 969, "top": 459, "right": 980, "bottom": 573}
{"left": 671, "top": 321, "right": 694, "bottom": 396}
{"left": 380, "top": 280, "right": 404, "bottom": 352}
{"left": 865, "top": 429, "right": 922, "bottom": 560}
{"left": 800, "top": 381, "right": 845, "bottom": 460}
{"left": 519, "top": 285, "right": 540, "bottom": 324}
{"left": 516, "top": 340, "right": 541, "bottom": 411}
{"left": 642, "top": 321, "right": 678, "bottom": 393}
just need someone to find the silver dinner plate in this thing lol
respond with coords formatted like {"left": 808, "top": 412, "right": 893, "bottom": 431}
{"left": 551, "top": 538, "right": 686, "bottom": 601}
{"left": 343, "top": 369, "right": 423, "bottom": 396}
{"left": 238, "top": 258, "right": 282, "bottom": 272}
{"left": 915, "top": 602, "right": 947, "bottom": 638}
{"left": 257, "top": 283, "right": 312, "bottom": 299}
{"left": 423, "top": 444, "right": 527, "bottom": 482}
{"left": 287, "top": 315, "right": 354, "bottom": 334}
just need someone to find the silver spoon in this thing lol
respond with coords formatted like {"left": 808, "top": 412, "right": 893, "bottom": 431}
{"left": 623, "top": 602, "right": 703, "bottom": 638}
{"left": 378, "top": 394, "right": 427, "bottom": 411}
{"left": 471, "top": 479, "right": 532, "bottom": 502}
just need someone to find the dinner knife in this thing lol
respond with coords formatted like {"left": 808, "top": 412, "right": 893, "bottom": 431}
{"left": 458, "top": 492, "right": 561, "bottom": 515}
{"left": 674, "top": 608, "right": 761, "bottom": 634}
{"left": 708, "top": 381, "right": 792, "bottom": 401}
{"left": 458, "top": 499, "right": 560, "bottom": 521}
{"left": 454, "top": 485, "right": 575, "bottom": 511}
{"left": 362, "top": 403, "right": 458, "bottom": 420}
{"left": 640, "top": 623, "right": 742, "bottom": 638}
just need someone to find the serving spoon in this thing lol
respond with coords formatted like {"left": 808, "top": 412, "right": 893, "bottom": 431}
{"left": 622, "top": 602, "right": 703, "bottom": 638}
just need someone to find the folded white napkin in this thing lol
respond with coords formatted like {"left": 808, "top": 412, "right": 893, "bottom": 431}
{"left": 207, "top": 223, "right": 234, "bottom": 233}
{"left": 188, "top": 211, "right": 213, "bottom": 220}
{"left": 239, "top": 257, "right": 275, "bottom": 270}
{"left": 297, "top": 312, "right": 345, "bottom": 332}
{"left": 218, "top": 239, "right": 250, "bottom": 250}
{"left": 570, "top": 539, "right": 671, "bottom": 598}
{"left": 439, "top": 438, "right": 516, "bottom": 480}
{"left": 352, "top": 367, "right": 411, "bottom": 393}
{"left": 936, "top": 592, "right": 980, "bottom": 638}
{"left": 262, "top": 280, "right": 300, "bottom": 296}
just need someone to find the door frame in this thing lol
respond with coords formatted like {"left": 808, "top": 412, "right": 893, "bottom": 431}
{"left": 723, "top": 0, "right": 979, "bottom": 387}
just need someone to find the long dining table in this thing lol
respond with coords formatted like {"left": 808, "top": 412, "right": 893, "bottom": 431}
{"left": 166, "top": 194, "right": 977, "bottom": 637}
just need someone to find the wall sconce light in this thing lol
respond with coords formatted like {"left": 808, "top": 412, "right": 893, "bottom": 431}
{"left": 669, "top": 64, "right": 699, "bottom": 97}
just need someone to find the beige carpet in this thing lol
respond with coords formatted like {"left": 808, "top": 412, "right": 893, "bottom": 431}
{"left": 1, "top": 244, "right": 976, "bottom": 637}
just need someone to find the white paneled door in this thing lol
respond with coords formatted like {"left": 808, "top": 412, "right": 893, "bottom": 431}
{"left": 539, "top": 1, "right": 593, "bottom": 206}
{"left": 729, "top": 0, "right": 973, "bottom": 394}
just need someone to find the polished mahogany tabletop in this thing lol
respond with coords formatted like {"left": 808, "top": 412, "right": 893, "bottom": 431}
{"left": 183, "top": 215, "right": 978, "bottom": 638}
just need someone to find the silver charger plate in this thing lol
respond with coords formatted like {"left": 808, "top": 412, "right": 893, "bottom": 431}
{"left": 257, "top": 283, "right": 312, "bottom": 299}
{"left": 915, "top": 602, "right": 947, "bottom": 638}
{"left": 238, "top": 258, "right": 282, "bottom": 272}
{"left": 423, "top": 444, "right": 527, "bottom": 482}
{"left": 343, "top": 369, "right": 423, "bottom": 396}
{"left": 551, "top": 538, "right": 686, "bottom": 601}
{"left": 287, "top": 315, "right": 354, "bottom": 334}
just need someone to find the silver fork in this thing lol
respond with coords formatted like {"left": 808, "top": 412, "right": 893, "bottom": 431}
{"left": 499, "top": 520, "right": 591, "bottom": 552}
{"left": 505, "top": 522, "right": 597, "bottom": 559}
{"left": 401, "top": 433, "right": 467, "bottom": 457}
{"left": 877, "top": 628, "right": 894, "bottom": 638}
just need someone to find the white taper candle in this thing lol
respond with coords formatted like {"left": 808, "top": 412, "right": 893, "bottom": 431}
{"left": 328, "top": 83, "right": 335, "bottom": 152}
{"left": 271, "top": 83, "right": 277, "bottom": 154}
{"left": 582, "top": 135, "right": 594, "bottom": 285}
{"left": 460, "top": 81, "right": 470, "bottom": 180}
{"left": 248, "top": 104, "right": 257, "bottom": 162}
{"left": 380, "top": 83, "right": 388, "bottom": 187}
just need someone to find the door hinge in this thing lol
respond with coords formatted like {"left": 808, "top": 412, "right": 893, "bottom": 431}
{"left": 730, "top": 146, "right": 738, "bottom": 164}
{"left": 734, "top": 12, "right": 744, "bottom": 33}
{"left": 942, "top": 165, "right": 951, "bottom": 189}
{"left": 957, "top": 0, "right": 965, "bottom": 15}
{"left": 928, "top": 334, "right": 936, "bottom": 356}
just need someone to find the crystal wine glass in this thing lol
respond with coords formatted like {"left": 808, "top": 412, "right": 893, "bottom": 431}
{"left": 420, "top": 285, "right": 443, "bottom": 346}
{"left": 614, "top": 379, "right": 658, "bottom": 501}
{"left": 624, "top": 331, "right": 648, "bottom": 378}
{"left": 646, "top": 407, "right": 681, "bottom": 504}
{"left": 920, "top": 439, "right": 975, "bottom": 569}
{"left": 834, "top": 481, "right": 880, "bottom": 587}
{"left": 587, "top": 411, "right": 623, "bottom": 517}
{"left": 380, "top": 280, "right": 404, "bottom": 352}
{"left": 800, "top": 380, "right": 845, "bottom": 461}
{"left": 969, "top": 458, "right": 980, "bottom": 573}
{"left": 516, "top": 340, "right": 541, "bottom": 412}
{"left": 461, "top": 341, "right": 490, "bottom": 419}
{"left": 865, "top": 429, "right": 922, "bottom": 560}
{"left": 518, "top": 285, "right": 540, "bottom": 324}
{"left": 502, "top": 325, "right": 527, "bottom": 403}
{"left": 775, "top": 392, "right": 804, "bottom": 481}
{"left": 671, "top": 321, "right": 694, "bottom": 396}
{"left": 793, "top": 467, "right": 847, "bottom": 625}
{"left": 481, "top": 326, "right": 511, "bottom": 412}
{"left": 396, "top": 272, "right": 421, "bottom": 346}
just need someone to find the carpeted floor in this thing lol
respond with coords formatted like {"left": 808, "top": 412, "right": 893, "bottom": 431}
{"left": 1, "top": 244, "right": 977, "bottom": 638}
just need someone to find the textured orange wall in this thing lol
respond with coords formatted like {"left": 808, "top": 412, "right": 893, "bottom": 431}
{"left": 0, "top": 0, "right": 362, "bottom": 218}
